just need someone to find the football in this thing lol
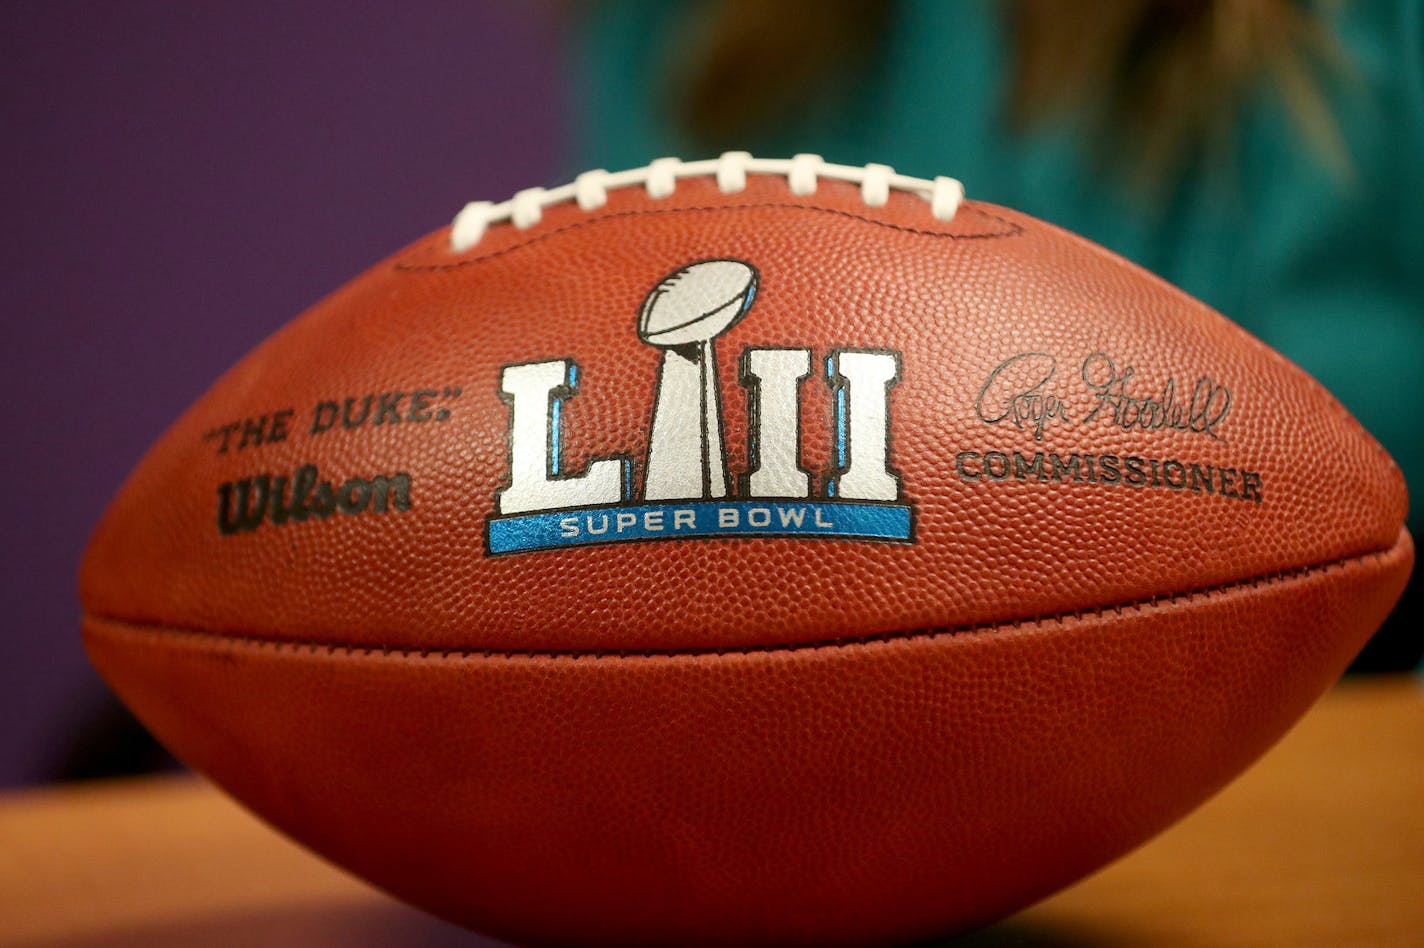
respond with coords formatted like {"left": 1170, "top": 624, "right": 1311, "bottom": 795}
{"left": 81, "top": 153, "right": 1412, "bottom": 946}
{"left": 637, "top": 258, "right": 758, "bottom": 346}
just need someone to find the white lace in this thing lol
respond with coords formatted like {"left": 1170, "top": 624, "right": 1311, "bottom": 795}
{"left": 449, "top": 152, "right": 965, "bottom": 253}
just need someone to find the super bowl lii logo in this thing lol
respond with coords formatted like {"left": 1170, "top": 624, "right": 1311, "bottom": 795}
{"left": 485, "top": 259, "right": 915, "bottom": 554}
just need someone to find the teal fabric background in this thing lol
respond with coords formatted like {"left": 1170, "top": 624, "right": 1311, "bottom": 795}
{"left": 572, "top": 0, "right": 1423, "bottom": 531}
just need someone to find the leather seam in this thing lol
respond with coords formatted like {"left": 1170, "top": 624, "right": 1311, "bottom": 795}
{"left": 393, "top": 203, "right": 1023, "bottom": 273}
{"left": 82, "top": 538, "right": 1404, "bottom": 662}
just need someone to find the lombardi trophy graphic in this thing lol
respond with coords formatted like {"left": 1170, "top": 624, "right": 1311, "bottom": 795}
{"left": 487, "top": 255, "right": 914, "bottom": 554}
{"left": 637, "top": 259, "right": 759, "bottom": 500}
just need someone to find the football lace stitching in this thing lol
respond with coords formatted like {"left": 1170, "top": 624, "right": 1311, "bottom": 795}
{"left": 448, "top": 152, "right": 966, "bottom": 252}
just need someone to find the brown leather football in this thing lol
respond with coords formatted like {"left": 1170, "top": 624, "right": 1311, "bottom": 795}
{"left": 81, "top": 153, "right": 1412, "bottom": 946}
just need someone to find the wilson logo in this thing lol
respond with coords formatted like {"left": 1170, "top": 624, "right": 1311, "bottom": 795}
{"left": 218, "top": 464, "right": 411, "bottom": 535}
{"left": 486, "top": 259, "right": 914, "bottom": 555}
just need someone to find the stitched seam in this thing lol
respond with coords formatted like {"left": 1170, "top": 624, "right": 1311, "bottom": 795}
{"left": 83, "top": 540, "right": 1402, "bottom": 662}
{"left": 394, "top": 203, "right": 1023, "bottom": 273}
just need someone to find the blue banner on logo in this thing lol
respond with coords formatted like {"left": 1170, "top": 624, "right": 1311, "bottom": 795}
{"left": 487, "top": 500, "right": 912, "bottom": 554}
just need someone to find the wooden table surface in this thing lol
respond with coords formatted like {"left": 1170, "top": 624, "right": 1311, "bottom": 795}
{"left": 1, "top": 677, "right": 1420, "bottom": 947}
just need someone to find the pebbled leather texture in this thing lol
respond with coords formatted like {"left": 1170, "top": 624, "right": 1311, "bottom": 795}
{"left": 81, "top": 171, "right": 1413, "bottom": 945}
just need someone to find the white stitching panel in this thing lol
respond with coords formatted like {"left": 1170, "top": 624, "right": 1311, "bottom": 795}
{"left": 449, "top": 153, "right": 966, "bottom": 252}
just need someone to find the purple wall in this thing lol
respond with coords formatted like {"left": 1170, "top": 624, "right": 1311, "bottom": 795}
{"left": 2, "top": 2, "right": 565, "bottom": 787}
